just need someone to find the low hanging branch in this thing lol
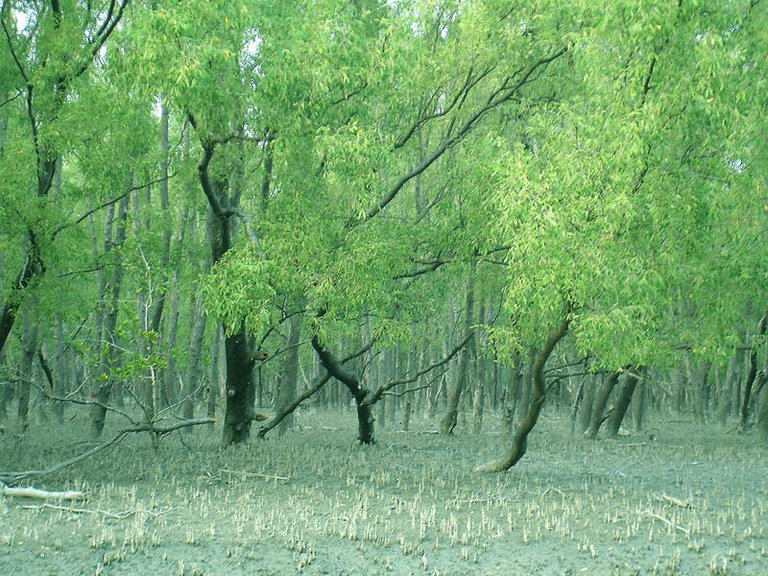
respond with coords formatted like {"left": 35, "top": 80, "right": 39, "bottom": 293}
{"left": 0, "top": 418, "right": 215, "bottom": 486}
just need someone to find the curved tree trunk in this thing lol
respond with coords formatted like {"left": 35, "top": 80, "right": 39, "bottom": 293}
{"left": 606, "top": 367, "right": 642, "bottom": 438}
{"left": 584, "top": 370, "right": 622, "bottom": 439}
{"left": 475, "top": 303, "right": 571, "bottom": 473}
{"left": 221, "top": 324, "right": 257, "bottom": 445}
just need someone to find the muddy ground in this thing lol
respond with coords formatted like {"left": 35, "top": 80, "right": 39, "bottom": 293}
{"left": 1, "top": 409, "right": 766, "bottom": 575}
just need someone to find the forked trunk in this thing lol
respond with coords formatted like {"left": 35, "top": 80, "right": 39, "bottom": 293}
{"left": 311, "top": 336, "right": 375, "bottom": 444}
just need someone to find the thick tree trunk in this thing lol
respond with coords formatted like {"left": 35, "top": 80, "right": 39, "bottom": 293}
{"left": 584, "top": 371, "right": 622, "bottom": 439}
{"left": 221, "top": 324, "right": 257, "bottom": 445}
{"left": 476, "top": 304, "right": 571, "bottom": 472}
{"left": 607, "top": 368, "right": 642, "bottom": 438}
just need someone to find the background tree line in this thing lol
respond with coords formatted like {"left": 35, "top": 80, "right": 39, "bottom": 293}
{"left": 1, "top": 0, "right": 766, "bottom": 470}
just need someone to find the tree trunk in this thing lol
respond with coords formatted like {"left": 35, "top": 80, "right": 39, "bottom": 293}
{"left": 757, "top": 373, "right": 768, "bottom": 444}
{"left": 275, "top": 311, "right": 303, "bottom": 435}
{"left": 183, "top": 293, "right": 208, "bottom": 421}
{"left": 90, "top": 193, "right": 129, "bottom": 438}
{"left": 311, "top": 336, "right": 375, "bottom": 444}
{"left": 208, "top": 324, "right": 224, "bottom": 420}
{"left": 440, "top": 259, "right": 477, "bottom": 434}
{"left": 221, "top": 324, "right": 257, "bottom": 445}
{"left": 472, "top": 301, "right": 487, "bottom": 434}
{"left": 740, "top": 313, "right": 767, "bottom": 431}
{"left": 584, "top": 370, "right": 622, "bottom": 439}
{"left": 607, "top": 367, "right": 642, "bottom": 438}
{"left": 632, "top": 371, "right": 646, "bottom": 431}
{"left": 502, "top": 353, "right": 523, "bottom": 437}
{"left": 17, "top": 308, "right": 39, "bottom": 431}
{"left": 476, "top": 303, "right": 571, "bottom": 472}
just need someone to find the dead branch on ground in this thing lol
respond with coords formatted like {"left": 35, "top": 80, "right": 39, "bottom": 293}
{"left": 0, "top": 418, "right": 215, "bottom": 486}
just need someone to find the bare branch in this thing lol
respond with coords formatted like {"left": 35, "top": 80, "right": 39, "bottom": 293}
{"left": 363, "top": 330, "right": 473, "bottom": 406}
{"left": 362, "top": 46, "right": 567, "bottom": 222}
{"left": 0, "top": 418, "right": 216, "bottom": 485}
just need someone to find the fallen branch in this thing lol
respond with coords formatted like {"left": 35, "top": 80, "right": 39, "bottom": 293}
{"left": 220, "top": 469, "right": 289, "bottom": 481}
{"left": 2, "top": 484, "right": 86, "bottom": 501}
{"left": 656, "top": 493, "right": 691, "bottom": 509}
{"left": 644, "top": 510, "right": 690, "bottom": 534}
{"left": 0, "top": 418, "right": 216, "bottom": 485}
{"left": 19, "top": 503, "right": 175, "bottom": 519}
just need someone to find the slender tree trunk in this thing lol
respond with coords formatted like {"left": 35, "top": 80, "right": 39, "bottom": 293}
{"left": 584, "top": 370, "right": 622, "bottom": 439}
{"left": 757, "top": 373, "right": 768, "bottom": 444}
{"left": 476, "top": 304, "right": 571, "bottom": 472}
{"left": 632, "top": 371, "right": 646, "bottom": 431}
{"left": 208, "top": 324, "right": 224, "bottom": 420}
{"left": 17, "top": 308, "right": 39, "bottom": 431}
{"left": 740, "top": 313, "right": 767, "bottom": 431}
{"left": 472, "top": 301, "right": 487, "bottom": 434}
{"left": 183, "top": 293, "right": 208, "bottom": 421}
{"left": 440, "top": 259, "right": 477, "bottom": 434}
{"left": 275, "top": 310, "right": 303, "bottom": 435}
{"left": 607, "top": 367, "right": 642, "bottom": 438}
{"left": 685, "top": 354, "right": 710, "bottom": 425}
{"left": 502, "top": 353, "right": 522, "bottom": 437}
{"left": 52, "top": 319, "right": 67, "bottom": 423}
{"left": 90, "top": 193, "right": 130, "bottom": 438}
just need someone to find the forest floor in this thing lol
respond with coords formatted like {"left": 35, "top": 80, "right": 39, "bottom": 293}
{"left": 0, "top": 408, "right": 766, "bottom": 576}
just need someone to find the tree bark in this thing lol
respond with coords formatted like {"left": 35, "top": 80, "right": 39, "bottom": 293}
{"left": 17, "top": 308, "right": 39, "bottom": 431}
{"left": 90, "top": 192, "right": 129, "bottom": 438}
{"left": 183, "top": 293, "right": 207, "bottom": 421}
{"left": 476, "top": 303, "right": 571, "bottom": 472}
{"left": 221, "top": 324, "right": 257, "bottom": 445}
{"left": 584, "top": 370, "right": 622, "bottom": 439}
{"left": 440, "top": 259, "right": 477, "bottom": 434}
{"left": 740, "top": 313, "right": 767, "bottom": 431}
{"left": 311, "top": 336, "right": 375, "bottom": 444}
{"left": 274, "top": 310, "right": 303, "bottom": 435}
{"left": 606, "top": 367, "right": 642, "bottom": 438}
{"left": 757, "top": 372, "right": 768, "bottom": 444}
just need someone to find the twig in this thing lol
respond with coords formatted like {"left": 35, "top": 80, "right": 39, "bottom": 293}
{"left": 19, "top": 503, "right": 175, "bottom": 519}
{"left": 657, "top": 493, "right": 691, "bottom": 509}
{"left": 220, "top": 469, "right": 289, "bottom": 481}
{"left": 644, "top": 510, "right": 690, "bottom": 534}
